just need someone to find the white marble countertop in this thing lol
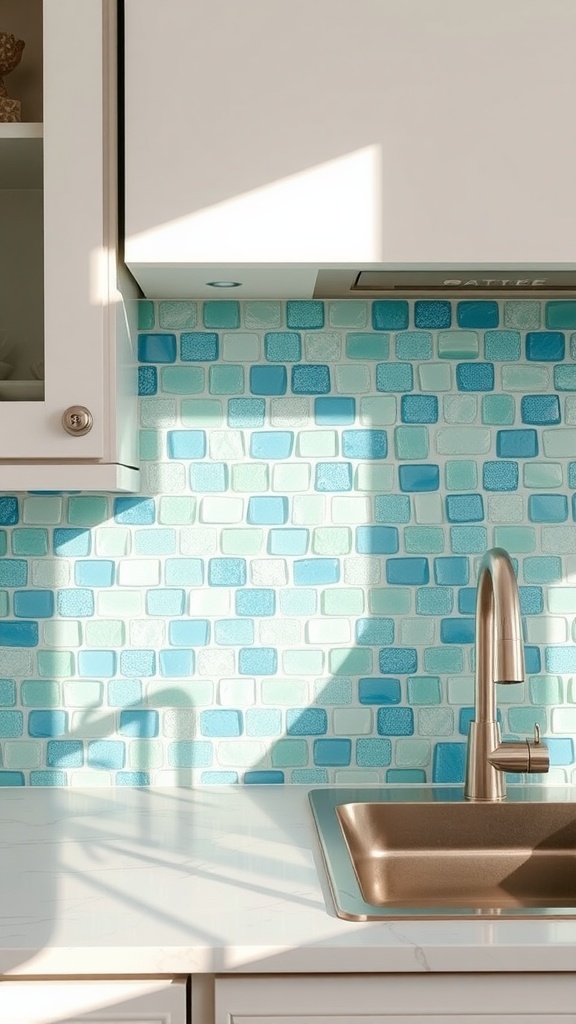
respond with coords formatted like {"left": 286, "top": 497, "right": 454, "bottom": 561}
{"left": 1, "top": 786, "right": 576, "bottom": 976}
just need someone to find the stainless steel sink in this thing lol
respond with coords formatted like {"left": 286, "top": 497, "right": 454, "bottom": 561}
{"left": 309, "top": 787, "right": 576, "bottom": 920}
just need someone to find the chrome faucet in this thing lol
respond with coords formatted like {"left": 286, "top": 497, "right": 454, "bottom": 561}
{"left": 464, "top": 547, "right": 549, "bottom": 801}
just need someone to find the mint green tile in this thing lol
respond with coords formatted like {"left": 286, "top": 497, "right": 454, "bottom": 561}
{"left": 158, "top": 496, "right": 196, "bottom": 524}
{"left": 346, "top": 333, "right": 389, "bottom": 359}
{"left": 404, "top": 526, "right": 445, "bottom": 554}
{"left": 436, "top": 427, "right": 490, "bottom": 455}
{"left": 208, "top": 430, "right": 244, "bottom": 460}
{"left": 128, "top": 740, "right": 163, "bottom": 770}
{"left": 445, "top": 460, "right": 478, "bottom": 490}
{"left": 504, "top": 301, "right": 541, "bottom": 329}
{"left": 85, "top": 620, "right": 125, "bottom": 647}
{"left": 396, "top": 739, "right": 431, "bottom": 768}
{"left": 564, "top": 397, "right": 576, "bottom": 425}
{"left": 424, "top": 647, "right": 464, "bottom": 673}
{"left": 493, "top": 526, "right": 536, "bottom": 553}
{"left": 209, "top": 365, "right": 244, "bottom": 394}
{"left": 37, "top": 651, "right": 75, "bottom": 678}
{"left": 11, "top": 529, "right": 48, "bottom": 556}
{"left": 417, "top": 707, "right": 454, "bottom": 736}
{"left": 271, "top": 739, "right": 309, "bottom": 767}
{"left": 321, "top": 587, "right": 364, "bottom": 614}
{"left": 161, "top": 367, "right": 205, "bottom": 394}
{"left": 487, "top": 495, "right": 523, "bottom": 523}
{"left": 98, "top": 592, "right": 142, "bottom": 616}
{"left": 335, "top": 365, "right": 370, "bottom": 393}
{"left": 95, "top": 527, "right": 131, "bottom": 557}
{"left": 443, "top": 395, "right": 477, "bottom": 424}
{"left": 0, "top": 591, "right": 8, "bottom": 617}
{"left": 329, "top": 301, "right": 367, "bottom": 328}
{"left": 158, "top": 301, "right": 197, "bottom": 329}
{"left": 4, "top": 741, "right": 41, "bottom": 769}
{"left": 22, "top": 496, "right": 63, "bottom": 525}
{"left": 148, "top": 681, "right": 212, "bottom": 707}
{"left": 450, "top": 526, "right": 487, "bottom": 553}
{"left": 523, "top": 463, "right": 563, "bottom": 488}
{"left": 292, "top": 496, "right": 325, "bottom": 525}
{"left": 222, "top": 333, "right": 260, "bottom": 362}
{"left": 501, "top": 365, "right": 549, "bottom": 391}
{"left": 180, "top": 399, "right": 223, "bottom": 426}
{"left": 548, "top": 587, "right": 576, "bottom": 613}
{"left": 418, "top": 363, "right": 452, "bottom": 391}
{"left": 140, "top": 398, "right": 177, "bottom": 427}
{"left": 297, "top": 430, "right": 338, "bottom": 457}
{"left": 63, "top": 680, "right": 103, "bottom": 708}
{"left": 355, "top": 465, "right": 394, "bottom": 491}
{"left": 21, "top": 679, "right": 61, "bottom": 707}
{"left": 482, "top": 394, "right": 515, "bottom": 425}
{"left": 394, "top": 425, "right": 429, "bottom": 460}
{"left": 542, "top": 526, "right": 576, "bottom": 554}
{"left": 414, "top": 493, "right": 443, "bottom": 524}
{"left": 313, "top": 527, "right": 352, "bottom": 555}
{"left": 273, "top": 464, "right": 310, "bottom": 491}
{"left": 438, "top": 331, "right": 479, "bottom": 359}
{"left": 305, "top": 332, "right": 341, "bottom": 361}
{"left": 543, "top": 428, "right": 576, "bottom": 458}
{"left": 244, "top": 301, "right": 282, "bottom": 329}
{"left": 495, "top": 682, "right": 524, "bottom": 705}
{"left": 314, "top": 678, "right": 353, "bottom": 705}
{"left": 218, "top": 680, "right": 255, "bottom": 706}
{"left": 43, "top": 622, "right": 82, "bottom": 647}
{"left": 68, "top": 496, "right": 108, "bottom": 527}
{"left": 370, "top": 588, "right": 411, "bottom": 614}
{"left": 221, "top": 528, "right": 263, "bottom": 554}
{"left": 203, "top": 301, "right": 240, "bottom": 329}
{"left": 329, "top": 648, "right": 372, "bottom": 675}
{"left": 231, "top": 463, "right": 268, "bottom": 492}
{"left": 530, "top": 675, "right": 562, "bottom": 705}
{"left": 261, "top": 679, "right": 308, "bottom": 705}
{"left": 137, "top": 300, "right": 155, "bottom": 330}
{"left": 284, "top": 650, "right": 323, "bottom": 675}
{"left": 395, "top": 331, "right": 432, "bottom": 361}
{"left": 139, "top": 429, "right": 161, "bottom": 461}
{"left": 401, "top": 618, "right": 434, "bottom": 644}
{"left": 407, "top": 676, "right": 442, "bottom": 705}
{"left": 360, "top": 396, "right": 396, "bottom": 424}
{"left": 333, "top": 708, "right": 372, "bottom": 735}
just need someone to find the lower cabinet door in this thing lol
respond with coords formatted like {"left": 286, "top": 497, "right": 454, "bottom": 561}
{"left": 216, "top": 975, "right": 576, "bottom": 1024}
{"left": 0, "top": 977, "right": 187, "bottom": 1024}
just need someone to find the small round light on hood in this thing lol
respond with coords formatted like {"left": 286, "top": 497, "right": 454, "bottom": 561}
{"left": 206, "top": 280, "right": 242, "bottom": 288}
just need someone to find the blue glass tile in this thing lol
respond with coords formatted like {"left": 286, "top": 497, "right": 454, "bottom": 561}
{"left": 119, "top": 710, "right": 159, "bottom": 738}
{"left": 357, "top": 738, "right": 392, "bottom": 767}
{"left": 356, "top": 526, "right": 399, "bottom": 554}
{"left": 201, "top": 771, "right": 238, "bottom": 784}
{"left": 78, "top": 651, "right": 116, "bottom": 677}
{"left": 482, "top": 460, "right": 518, "bottom": 492}
{"left": 313, "top": 738, "right": 352, "bottom": 766}
{"left": 395, "top": 331, "right": 433, "bottom": 360}
{"left": 75, "top": 560, "right": 115, "bottom": 587}
{"left": 88, "top": 741, "right": 125, "bottom": 770}
{"left": 228, "top": 398, "right": 265, "bottom": 427}
{"left": 286, "top": 301, "right": 324, "bottom": 329}
{"left": 554, "top": 366, "right": 576, "bottom": 391}
{"left": 29, "top": 710, "right": 67, "bottom": 738}
{"left": 520, "top": 395, "right": 561, "bottom": 425}
{"left": 315, "top": 462, "right": 353, "bottom": 491}
{"left": 201, "top": 710, "right": 242, "bottom": 737}
{"left": 519, "top": 586, "right": 543, "bottom": 614}
{"left": 440, "top": 618, "right": 475, "bottom": 644}
{"left": 138, "top": 333, "right": 176, "bottom": 363}
{"left": 238, "top": 647, "right": 277, "bottom": 675}
{"left": 456, "top": 363, "right": 494, "bottom": 391}
{"left": 294, "top": 558, "right": 339, "bottom": 585}
{"left": 545, "top": 647, "right": 576, "bottom": 673}
{"left": 287, "top": 708, "right": 327, "bottom": 735}
{"left": 117, "top": 772, "right": 150, "bottom": 786}
{"left": 190, "top": 463, "right": 228, "bottom": 491}
{"left": 57, "top": 589, "right": 94, "bottom": 617}
{"left": 376, "top": 362, "right": 413, "bottom": 392}
{"left": 0, "top": 772, "right": 24, "bottom": 787}
{"left": 280, "top": 589, "right": 317, "bottom": 616}
{"left": 165, "top": 559, "right": 203, "bottom": 586}
{"left": 418, "top": 587, "right": 454, "bottom": 615}
{"left": 399, "top": 464, "right": 440, "bottom": 492}
{"left": 0, "top": 711, "right": 22, "bottom": 737}
{"left": 53, "top": 529, "right": 91, "bottom": 556}
{"left": 250, "top": 432, "right": 294, "bottom": 459}
{"left": 168, "top": 741, "right": 212, "bottom": 768}
{"left": 214, "top": 619, "right": 254, "bottom": 645}
{"left": 375, "top": 495, "right": 411, "bottom": 523}
{"left": 457, "top": 588, "right": 476, "bottom": 615}
{"left": 120, "top": 650, "right": 156, "bottom": 676}
{"left": 314, "top": 396, "right": 355, "bottom": 425}
{"left": 523, "top": 556, "right": 562, "bottom": 584}
{"left": 292, "top": 364, "right": 330, "bottom": 394}
{"left": 445, "top": 494, "right": 484, "bottom": 522}
{"left": 146, "top": 589, "right": 185, "bottom": 616}
{"left": 356, "top": 618, "right": 394, "bottom": 645}
{"left": 570, "top": 463, "right": 576, "bottom": 488}
{"left": 342, "top": 429, "right": 387, "bottom": 459}
{"left": 377, "top": 707, "right": 414, "bottom": 735}
{"left": 268, "top": 529, "right": 308, "bottom": 556}
{"left": 114, "top": 497, "right": 155, "bottom": 525}
{"left": 245, "top": 709, "right": 282, "bottom": 737}
{"left": 457, "top": 301, "right": 499, "bottom": 328}
{"left": 400, "top": 395, "right": 438, "bottom": 423}
{"left": 13, "top": 590, "right": 54, "bottom": 618}
{"left": 250, "top": 365, "right": 287, "bottom": 395}
{"left": 47, "top": 740, "right": 83, "bottom": 768}
{"left": 432, "top": 742, "right": 467, "bottom": 783}
{"left": 346, "top": 333, "right": 389, "bottom": 360}
{"left": 169, "top": 620, "right": 210, "bottom": 646}
{"left": 0, "top": 622, "right": 37, "bottom": 647}
{"left": 387, "top": 769, "right": 427, "bottom": 783}
{"left": 379, "top": 648, "right": 417, "bottom": 674}
{"left": 496, "top": 430, "right": 538, "bottom": 459}
{"left": 159, "top": 650, "right": 195, "bottom": 677}
{"left": 386, "top": 557, "right": 429, "bottom": 585}
{"left": 450, "top": 526, "right": 487, "bottom": 554}
{"left": 0, "top": 680, "right": 15, "bottom": 706}
{"left": 372, "top": 301, "right": 409, "bottom": 330}
{"left": 526, "top": 331, "right": 565, "bottom": 361}
{"left": 546, "top": 738, "right": 575, "bottom": 766}
{"left": 525, "top": 646, "right": 541, "bottom": 673}
{"left": 358, "top": 678, "right": 401, "bottom": 705}
{"left": 546, "top": 301, "right": 576, "bottom": 329}
{"left": 135, "top": 529, "right": 177, "bottom": 556}
{"left": 573, "top": 494, "right": 576, "bottom": 520}
{"left": 244, "top": 771, "right": 285, "bottom": 784}
{"left": 247, "top": 497, "right": 288, "bottom": 525}
{"left": 203, "top": 302, "right": 240, "bottom": 329}
{"left": 529, "top": 494, "right": 568, "bottom": 523}
{"left": 167, "top": 430, "right": 206, "bottom": 459}
{"left": 138, "top": 366, "right": 157, "bottom": 395}
{"left": 484, "top": 331, "right": 521, "bottom": 361}
{"left": 414, "top": 301, "right": 451, "bottom": 329}
{"left": 208, "top": 558, "right": 246, "bottom": 587}
{"left": 0, "top": 498, "right": 18, "bottom": 525}
{"left": 236, "top": 589, "right": 275, "bottom": 616}
{"left": 265, "top": 332, "right": 301, "bottom": 362}
{"left": 30, "top": 771, "right": 66, "bottom": 787}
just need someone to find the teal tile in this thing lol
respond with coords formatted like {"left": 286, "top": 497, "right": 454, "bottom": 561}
{"left": 346, "top": 333, "right": 389, "bottom": 359}
{"left": 394, "top": 425, "right": 429, "bottom": 460}
{"left": 203, "top": 301, "right": 240, "bottom": 329}
{"left": 445, "top": 460, "right": 478, "bottom": 491}
{"left": 329, "top": 301, "right": 367, "bottom": 328}
{"left": 424, "top": 647, "right": 464, "bottom": 673}
{"left": 546, "top": 301, "right": 576, "bottom": 329}
{"left": 68, "top": 496, "right": 108, "bottom": 527}
{"left": 137, "top": 300, "right": 155, "bottom": 330}
{"left": 369, "top": 588, "right": 411, "bottom": 614}
{"left": 437, "top": 331, "right": 479, "bottom": 359}
{"left": 11, "top": 529, "right": 48, "bottom": 556}
{"left": 407, "top": 676, "right": 442, "bottom": 705}
{"left": 0, "top": 531, "right": 5, "bottom": 556}
{"left": 209, "top": 365, "right": 244, "bottom": 394}
{"left": 158, "top": 301, "right": 197, "bottom": 329}
{"left": 484, "top": 331, "right": 521, "bottom": 361}
{"left": 22, "top": 497, "right": 63, "bottom": 525}
{"left": 482, "top": 394, "right": 515, "bottom": 425}
{"left": 395, "top": 331, "right": 432, "bottom": 361}
{"left": 139, "top": 429, "right": 161, "bottom": 461}
{"left": 0, "top": 591, "right": 8, "bottom": 617}
{"left": 161, "top": 367, "right": 205, "bottom": 394}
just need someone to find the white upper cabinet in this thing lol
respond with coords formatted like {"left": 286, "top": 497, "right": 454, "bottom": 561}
{"left": 0, "top": 0, "right": 139, "bottom": 491}
{"left": 124, "top": 0, "right": 576, "bottom": 299}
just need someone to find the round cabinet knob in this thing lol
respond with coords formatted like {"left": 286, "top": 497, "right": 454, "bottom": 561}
{"left": 62, "top": 406, "right": 93, "bottom": 436}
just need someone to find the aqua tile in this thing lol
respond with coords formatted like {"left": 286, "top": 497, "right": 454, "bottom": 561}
{"left": 438, "top": 331, "right": 479, "bottom": 359}
{"left": 292, "top": 364, "right": 331, "bottom": 394}
{"left": 287, "top": 301, "right": 324, "bottom": 329}
{"left": 161, "top": 367, "right": 205, "bottom": 394}
{"left": 395, "top": 331, "right": 433, "bottom": 360}
{"left": 377, "top": 707, "right": 414, "bottom": 735}
{"left": 14, "top": 591, "right": 54, "bottom": 618}
{"left": 425, "top": 647, "right": 464, "bottom": 673}
{"left": 180, "top": 332, "right": 218, "bottom": 361}
{"left": 137, "top": 300, "right": 155, "bottom": 330}
{"left": 554, "top": 365, "right": 576, "bottom": 391}
{"left": 524, "top": 462, "right": 563, "bottom": 489}
{"left": 399, "top": 464, "right": 439, "bottom": 492}
{"left": 401, "top": 395, "right": 438, "bottom": 423}
{"left": 203, "top": 301, "right": 240, "bottom": 329}
{"left": 501, "top": 365, "right": 549, "bottom": 391}
{"left": 139, "top": 430, "right": 160, "bottom": 461}
{"left": 445, "top": 460, "right": 478, "bottom": 491}
{"left": 521, "top": 395, "right": 560, "bottom": 425}
{"left": 442, "top": 396, "right": 477, "bottom": 424}
{"left": 264, "top": 332, "right": 301, "bottom": 362}
{"left": 456, "top": 362, "right": 494, "bottom": 392}
{"left": 138, "top": 366, "right": 157, "bottom": 395}
{"left": 457, "top": 301, "right": 499, "bottom": 328}
{"left": 356, "top": 526, "right": 398, "bottom": 554}
{"left": 375, "top": 495, "right": 411, "bottom": 524}
{"left": 356, "top": 738, "right": 392, "bottom": 767}
{"left": 483, "top": 460, "right": 518, "bottom": 492}
{"left": 394, "top": 425, "right": 429, "bottom": 460}
{"left": 528, "top": 494, "right": 568, "bottom": 523}
{"left": 343, "top": 429, "right": 387, "bottom": 459}
{"left": 168, "top": 741, "right": 212, "bottom": 768}
{"left": 315, "top": 396, "right": 355, "bottom": 424}
{"left": 404, "top": 526, "right": 444, "bottom": 554}
{"left": 407, "top": 676, "right": 442, "bottom": 704}
{"left": 249, "top": 365, "right": 287, "bottom": 395}
{"left": 493, "top": 526, "right": 537, "bottom": 553}
{"left": 450, "top": 526, "right": 488, "bottom": 553}
{"left": 11, "top": 529, "right": 48, "bottom": 556}
{"left": 432, "top": 742, "right": 466, "bottom": 783}
{"left": 446, "top": 494, "right": 484, "bottom": 523}
{"left": 376, "top": 362, "right": 413, "bottom": 392}
{"left": 386, "top": 557, "right": 429, "bottom": 585}
{"left": 0, "top": 532, "right": 5, "bottom": 557}
{"left": 189, "top": 463, "right": 228, "bottom": 492}
{"left": 546, "top": 301, "right": 576, "bottom": 329}
{"left": 329, "top": 301, "right": 367, "bottom": 328}
{"left": 334, "top": 364, "right": 370, "bottom": 394}
{"left": 484, "top": 330, "right": 521, "bottom": 361}
{"left": 497, "top": 429, "right": 538, "bottom": 459}
{"left": 245, "top": 301, "right": 282, "bottom": 329}
{"left": 346, "top": 333, "right": 389, "bottom": 360}
{"left": 209, "top": 364, "right": 244, "bottom": 394}
{"left": 372, "top": 301, "right": 409, "bottom": 330}
{"left": 304, "top": 331, "right": 341, "bottom": 362}
{"left": 47, "top": 740, "right": 83, "bottom": 768}
{"left": 271, "top": 739, "right": 309, "bottom": 767}
{"left": 114, "top": 497, "right": 155, "bottom": 525}
{"left": 370, "top": 588, "right": 410, "bottom": 614}
{"left": 526, "top": 331, "right": 565, "bottom": 361}
{"left": 227, "top": 398, "right": 265, "bottom": 427}
{"left": 524, "top": 556, "right": 562, "bottom": 584}
{"left": 414, "top": 301, "right": 451, "bottom": 329}
{"left": 315, "top": 462, "right": 352, "bottom": 492}
{"left": 37, "top": 652, "right": 75, "bottom": 677}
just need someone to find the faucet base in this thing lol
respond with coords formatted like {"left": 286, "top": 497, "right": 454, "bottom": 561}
{"left": 464, "top": 721, "right": 506, "bottom": 801}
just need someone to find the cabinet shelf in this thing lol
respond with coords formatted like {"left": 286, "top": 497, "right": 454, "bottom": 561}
{"left": 0, "top": 123, "right": 43, "bottom": 188}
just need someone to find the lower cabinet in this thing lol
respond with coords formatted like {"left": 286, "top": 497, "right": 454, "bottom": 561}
{"left": 0, "top": 977, "right": 187, "bottom": 1024}
{"left": 215, "top": 974, "right": 576, "bottom": 1024}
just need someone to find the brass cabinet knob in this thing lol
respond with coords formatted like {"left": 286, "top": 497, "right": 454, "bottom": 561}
{"left": 62, "top": 406, "right": 93, "bottom": 436}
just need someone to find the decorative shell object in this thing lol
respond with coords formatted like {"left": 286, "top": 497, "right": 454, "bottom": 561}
{"left": 0, "top": 32, "right": 25, "bottom": 122}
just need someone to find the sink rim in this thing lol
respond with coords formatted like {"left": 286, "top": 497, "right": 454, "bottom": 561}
{"left": 309, "top": 785, "right": 576, "bottom": 921}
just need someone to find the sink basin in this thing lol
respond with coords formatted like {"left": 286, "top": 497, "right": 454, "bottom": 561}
{"left": 309, "top": 787, "right": 576, "bottom": 920}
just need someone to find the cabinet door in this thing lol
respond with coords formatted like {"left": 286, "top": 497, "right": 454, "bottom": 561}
{"left": 0, "top": 978, "right": 186, "bottom": 1024}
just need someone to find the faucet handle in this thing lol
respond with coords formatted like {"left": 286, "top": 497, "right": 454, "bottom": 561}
{"left": 487, "top": 725, "right": 549, "bottom": 775}
{"left": 527, "top": 723, "right": 549, "bottom": 773}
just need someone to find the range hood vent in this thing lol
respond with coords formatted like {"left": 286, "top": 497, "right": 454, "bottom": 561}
{"left": 313, "top": 269, "right": 576, "bottom": 299}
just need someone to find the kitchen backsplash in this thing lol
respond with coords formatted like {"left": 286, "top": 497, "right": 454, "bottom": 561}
{"left": 1, "top": 297, "right": 576, "bottom": 786}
